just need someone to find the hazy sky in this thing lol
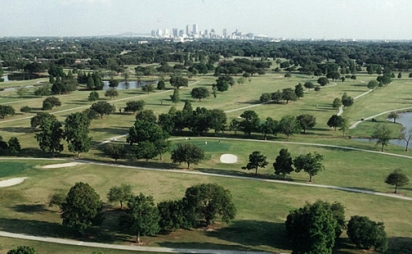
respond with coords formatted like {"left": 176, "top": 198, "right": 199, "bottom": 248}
{"left": 2, "top": 0, "right": 412, "bottom": 39}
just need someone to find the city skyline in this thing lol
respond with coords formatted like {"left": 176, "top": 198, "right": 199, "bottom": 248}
{"left": 2, "top": 0, "right": 412, "bottom": 40}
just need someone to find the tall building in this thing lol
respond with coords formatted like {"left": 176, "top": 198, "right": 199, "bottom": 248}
{"left": 193, "top": 24, "right": 199, "bottom": 35}
{"left": 223, "top": 28, "right": 228, "bottom": 38}
{"left": 179, "top": 30, "right": 184, "bottom": 37}
{"left": 186, "top": 25, "right": 191, "bottom": 36}
{"left": 172, "top": 28, "right": 178, "bottom": 37}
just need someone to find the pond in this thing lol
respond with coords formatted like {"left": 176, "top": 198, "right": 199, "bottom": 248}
{"left": 102, "top": 80, "right": 157, "bottom": 90}
{"left": 1, "top": 73, "right": 41, "bottom": 82}
{"left": 354, "top": 112, "right": 412, "bottom": 149}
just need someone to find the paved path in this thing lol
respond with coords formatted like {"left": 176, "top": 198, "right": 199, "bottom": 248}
{"left": 337, "top": 89, "right": 372, "bottom": 117}
{"left": 0, "top": 231, "right": 273, "bottom": 254}
{"left": 350, "top": 106, "right": 412, "bottom": 129}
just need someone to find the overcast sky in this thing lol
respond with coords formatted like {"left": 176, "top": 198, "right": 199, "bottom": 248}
{"left": 2, "top": 0, "right": 412, "bottom": 39}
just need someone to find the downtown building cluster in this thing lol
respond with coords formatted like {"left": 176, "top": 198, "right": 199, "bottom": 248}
{"left": 150, "top": 24, "right": 273, "bottom": 41}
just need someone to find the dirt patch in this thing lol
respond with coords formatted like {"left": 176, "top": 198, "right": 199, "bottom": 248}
{"left": 220, "top": 154, "right": 238, "bottom": 163}
{"left": 0, "top": 177, "right": 27, "bottom": 187}
{"left": 41, "top": 162, "right": 83, "bottom": 169}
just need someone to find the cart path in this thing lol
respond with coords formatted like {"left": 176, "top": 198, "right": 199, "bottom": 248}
{"left": 349, "top": 106, "right": 412, "bottom": 129}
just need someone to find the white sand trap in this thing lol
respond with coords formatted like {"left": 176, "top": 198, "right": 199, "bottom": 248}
{"left": 41, "top": 162, "right": 83, "bottom": 169}
{"left": 0, "top": 177, "right": 27, "bottom": 187}
{"left": 220, "top": 154, "right": 238, "bottom": 164}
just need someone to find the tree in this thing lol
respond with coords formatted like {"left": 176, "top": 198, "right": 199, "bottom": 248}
{"left": 64, "top": 112, "right": 92, "bottom": 158}
{"left": 90, "top": 101, "right": 115, "bottom": 118}
{"left": 278, "top": 115, "right": 301, "bottom": 139}
{"left": 103, "top": 143, "right": 127, "bottom": 162}
{"left": 229, "top": 118, "right": 241, "bottom": 135}
{"left": 30, "top": 112, "right": 57, "bottom": 129}
{"left": 105, "top": 88, "right": 118, "bottom": 99}
{"left": 296, "top": 114, "right": 316, "bottom": 134}
{"left": 285, "top": 201, "right": 337, "bottom": 254}
{"left": 16, "top": 87, "right": 29, "bottom": 98}
{"left": 399, "top": 127, "right": 412, "bottom": 151}
{"left": 398, "top": 72, "right": 402, "bottom": 79}
{"left": 171, "top": 143, "right": 205, "bottom": 169}
{"left": 35, "top": 118, "right": 64, "bottom": 156}
{"left": 127, "top": 120, "right": 165, "bottom": 145}
{"left": 327, "top": 114, "right": 345, "bottom": 131}
{"left": 134, "top": 141, "right": 158, "bottom": 161}
{"left": 259, "top": 93, "right": 272, "bottom": 103}
{"left": 294, "top": 83, "right": 304, "bottom": 99}
{"left": 61, "top": 182, "right": 104, "bottom": 234}
{"left": 157, "top": 200, "right": 189, "bottom": 232}
{"left": 347, "top": 216, "right": 388, "bottom": 252}
{"left": 314, "top": 85, "right": 321, "bottom": 92}
{"left": 183, "top": 183, "right": 236, "bottom": 226}
{"left": 169, "top": 76, "right": 188, "bottom": 88}
{"left": 157, "top": 80, "right": 166, "bottom": 90}
{"left": 87, "top": 76, "right": 95, "bottom": 90}
{"left": 260, "top": 117, "right": 278, "bottom": 140}
{"left": 239, "top": 110, "right": 260, "bottom": 136}
{"left": 271, "top": 90, "right": 283, "bottom": 103}
{"left": 190, "top": 87, "right": 210, "bottom": 102}
{"left": 42, "top": 97, "right": 61, "bottom": 110}
{"left": 209, "top": 109, "right": 227, "bottom": 135}
{"left": 109, "top": 79, "right": 119, "bottom": 88}
{"left": 294, "top": 152, "right": 325, "bottom": 182}
{"left": 304, "top": 81, "right": 315, "bottom": 90}
{"left": 326, "top": 71, "right": 340, "bottom": 81}
{"left": 385, "top": 169, "right": 409, "bottom": 193}
{"left": 388, "top": 111, "right": 399, "bottom": 123}
{"left": 157, "top": 113, "right": 175, "bottom": 135}
{"left": 377, "top": 74, "right": 392, "bottom": 86}
{"left": 142, "top": 84, "right": 155, "bottom": 94}
{"left": 170, "top": 88, "right": 180, "bottom": 104}
{"left": 107, "top": 184, "right": 133, "bottom": 209}
{"left": 125, "top": 100, "right": 145, "bottom": 114}
{"left": 367, "top": 80, "right": 379, "bottom": 89}
{"left": 7, "top": 137, "right": 21, "bottom": 154}
{"left": 317, "top": 77, "right": 329, "bottom": 86}
{"left": 7, "top": 246, "right": 37, "bottom": 254}
{"left": 136, "top": 109, "right": 157, "bottom": 123}
{"left": 242, "top": 151, "right": 268, "bottom": 176}
{"left": 48, "top": 192, "right": 66, "bottom": 210}
{"left": 20, "top": 106, "right": 31, "bottom": 113}
{"left": 119, "top": 193, "right": 160, "bottom": 243}
{"left": 282, "top": 88, "right": 297, "bottom": 104}
{"left": 273, "top": 149, "right": 294, "bottom": 179}
{"left": 0, "top": 105, "right": 16, "bottom": 119}
{"left": 332, "top": 98, "right": 342, "bottom": 111}
{"left": 371, "top": 124, "right": 392, "bottom": 151}
{"left": 88, "top": 91, "right": 99, "bottom": 101}
{"left": 341, "top": 92, "right": 354, "bottom": 108}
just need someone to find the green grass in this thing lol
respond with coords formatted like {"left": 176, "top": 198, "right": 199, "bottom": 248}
{"left": 0, "top": 160, "right": 410, "bottom": 253}
{"left": 0, "top": 162, "right": 28, "bottom": 178}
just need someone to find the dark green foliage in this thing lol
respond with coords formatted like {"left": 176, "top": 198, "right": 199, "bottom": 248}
{"left": 136, "top": 109, "right": 157, "bottom": 123}
{"left": 7, "top": 137, "right": 21, "bottom": 154}
{"left": 30, "top": 112, "right": 57, "bottom": 129}
{"left": 124, "top": 100, "right": 145, "bottom": 114}
{"left": 377, "top": 74, "right": 392, "bottom": 86}
{"left": 385, "top": 169, "right": 409, "bottom": 193}
{"left": 104, "top": 88, "right": 118, "bottom": 99}
{"left": 157, "top": 80, "right": 166, "bottom": 90}
{"left": 326, "top": 71, "right": 341, "bottom": 81}
{"left": 170, "top": 88, "right": 180, "bottom": 104}
{"left": 271, "top": 90, "right": 283, "bottom": 103}
{"left": 64, "top": 112, "right": 91, "bottom": 157}
{"left": 209, "top": 109, "right": 227, "bottom": 135}
{"left": 273, "top": 148, "right": 294, "bottom": 179}
{"left": 294, "top": 152, "right": 325, "bottom": 182}
{"left": 278, "top": 115, "right": 301, "bottom": 139}
{"left": 157, "top": 113, "right": 175, "bottom": 135}
{"left": 7, "top": 246, "right": 37, "bottom": 254}
{"left": 42, "top": 96, "right": 61, "bottom": 110}
{"left": 259, "top": 117, "right": 278, "bottom": 140}
{"left": 242, "top": 151, "right": 268, "bottom": 176}
{"left": 327, "top": 114, "right": 345, "bottom": 131}
{"left": 341, "top": 92, "right": 354, "bottom": 107}
{"left": 103, "top": 143, "right": 127, "bottom": 162}
{"left": 215, "top": 75, "right": 234, "bottom": 92}
{"left": 371, "top": 124, "right": 392, "bottom": 151}
{"left": 0, "top": 105, "right": 16, "bottom": 119}
{"left": 34, "top": 85, "right": 51, "bottom": 96}
{"left": 169, "top": 76, "right": 188, "bottom": 88}
{"left": 134, "top": 141, "right": 158, "bottom": 161}
{"left": 304, "top": 82, "right": 315, "bottom": 89}
{"left": 127, "top": 120, "right": 165, "bottom": 145}
{"left": 183, "top": 183, "right": 236, "bottom": 226}
{"left": 90, "top": 101, "right": 115, "bottom": 118}
{"left": 282, "top": 88, "right": 297, "bottom": 103}
{"left": 142, "top": 84, "right": 155, "bottom": 94}
{"left": 239, "top": 110, "right": 260, "bottom": 136}
{"left": 119, "top": 193, "right": 160, "bottom": 243}
{"left": 347, "top": 216, "right": 388, "bottom": 252}
{"left": 20, "top": 106, "right": 31, "bottom": 113}
{"left": 107, "top": 184, "right": 133, "bottom": 209}
{"left": 61, "top": 182, "right": 104, "bottom": 234}
{"left": 332, "top": 98, "right": 342, "bottom": 110}
{"left": 88, "top": 91, "right": 99, "bottom": 101}
{"left": 317, "top": 77, "right": 329, "bottom": 86}
{"left": 190, "top": 87, "right": 210, "bottom": 101}
{"left": 296, "top": 114, "right": 316, "bottom": 134}
{"left": 35, "top": 118, "right": 64, "bottom": 156}
{"left": 158, "top": 200, "right": 189, "bottom": 232}
{"left": 171, "top": 143, "right": 205, "bottom": 169}
{"left": 388, "top": 111, "right": 399, "bottom": 123}
{"left": 259, "top": 93, "right": 272, "bottom": 103}
{"left": 285, "top": 201, "right": 337, "bottom": 254}
{"left": 48, "top": 192, "right": 66, "bottom": 210}
{"left": 294, "top": 83, "right": 304, "bottom": 99}
{"left": 82, "top": 108, "right": 100, "bottom": 120}
{"left": 190, "top": 107, "right": 212, "bottom": 136}
{"left": 108, "top": 79, "right": 119, "bottom": 88}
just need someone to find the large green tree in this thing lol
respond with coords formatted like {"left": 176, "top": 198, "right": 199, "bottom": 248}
{"left": 282, "top": 88, "right": 297, "bottom": 104}
{"left": 107, "top": 184, "right": 133, "bottom": 209}
{"left": 157, "top": 200, "right": 189, "bottom": 232}
{"left": 7, "top": 246, "right": 37, "bottom": 254}
{"left": 242, "top": 151, "right": 268, "bottom": 176}
{"left": 285, "top": 201, "right": 337, "bottom": 254}
{"left": 371, "top": 124, "right": 392, "bottom": 151}
{"left": 209, "top": 109, "right": 227, "bottom": 135}
{"left": 190, "top": 87, "right": 210, "bottom": 102}
{"left": 64, "top": 112, "right": 92, "bottom": 158}
{"left": 278, "top": 115, "right": 301, "bottom": 139}
{"left": 103, "top": 143, "right": 127, "bottom": 162}
{"left": 119, "top": 193, "right": 160, "bottom": 243}
{"left": 294, "top": 83, "right": 304, "bottom": 99}
{"left": 0, "top": 105, "right": 16, "bottom": 119}
{"left": 347, "top": 216, "right": 388, "bottom": 252}
{"left": 90, "top": 101, "right": 115, "bottom": 118}
{"left": 35, "top": 118, "right": 64, "bottom": 156}
{"left": 293, "top": 152, "right": 325, "bottom": 182}
{"left": 239, "top": 110, "right": 260, "bottom": 136}
{"left": 273, "top": 148, "right": 294, "bottom": 179}
{"left": 171, "top": 143, "right": 205, "bottom": 169}
{"left": 183, "top": 183, "right": 236, "bottom": 226}
{"left": 125, "top": 100, "right": 145, "bottom": 114}
{"left": 127, "top": 119, "right": 165, "bottom": 145}
{"left": 327, "top": 114, "right": 345, "bottom": 131}
{"left": 61, "top": 182, "right": 104, "bottom": 234}
{"left": 296, "top": 114, "right": 316, "bottom": 134}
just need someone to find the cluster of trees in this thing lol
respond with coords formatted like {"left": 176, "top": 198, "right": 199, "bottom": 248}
{"left": 286, "top": 200, "right": 388, "bottom": 253}
{"left": 259, "top": 83, "right": 305, "bottom": 104}
{"left": 53, "top": 182, "right": 236, "bottom": 243}
{"left": 214, "top": 58, "right": 271, "bottom": 76}
{"left": 0, "top": 135, "right": 21, "bottom": 155}
{"left": 48, "top": 66, "right": 78, "bottom": 94}
{"left": 242, "top": 149, "right": 324, "bottom": 182}
{"left": 77, "top": 71, "right": 104, "bottom": 90}
{"left": 33, "top": 111, "right": 92, "bottom": 157}
{"left": 0, "top": 105, "right": 15, "bottom": 119}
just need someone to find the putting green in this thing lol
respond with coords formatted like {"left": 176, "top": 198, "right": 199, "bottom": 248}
{"left": 0, "top": 162, "right": 27, "bottom": 178}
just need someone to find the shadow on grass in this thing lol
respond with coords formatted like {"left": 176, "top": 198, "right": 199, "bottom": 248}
{"left": 387, "top": 237, "right": 412, "bottom": 254}
{"left": 12, "top": 204, "right": 48, "bottom": 214}
{"left": 341, "top": 186, "right": 377, "bottom": 193}
{"left": 206, "top": 220, "right": 291, "bottom": 251}
{"left": 89, "top": 127, "right": 129, "bottom": 136}
{"left": 157, "top": 241, "right": 264, "bottom": 252}
{"left": 0, "top": 127, "right": 33, "bottom": 133}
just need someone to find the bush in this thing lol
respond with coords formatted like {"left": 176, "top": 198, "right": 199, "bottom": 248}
{"left": 347, "top": 216, "right": 388, "bottom": 252}
{"left": 20, "top": 106, "right": 32, "bottom": 113}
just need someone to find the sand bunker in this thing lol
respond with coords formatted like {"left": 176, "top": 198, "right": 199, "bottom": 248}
{"left": 41, "top": 162, "right": 83, "bottom": 169}
{"left": 0, "top": 177, "right": 27, "bottom": 187}
{"left": 220, "top": 154, "right": 238, "bottom": 164}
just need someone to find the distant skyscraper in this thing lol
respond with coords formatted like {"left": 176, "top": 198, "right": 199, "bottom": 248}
{"left": 204, "top": 29, "right": 208, "bottom": 36}
{"left": 151, "top": 30, "right": 156, "bottom": 37}
{"left": 179, "top": 30, "right": 184, "bottom": 37}
{"left": 223, "top": 28, "right": 228, "bottom": 37}
{"left": 193, "top": 24, "right": 199, "bottom": 34}
{"left": 186, "top": 25, "right": 191, "bottom": 36}
{"left": 156, "top": 29, "right": 163, "bottom": 37}
{"left": 173, "top": 28, "right": 178, "bottom": 37}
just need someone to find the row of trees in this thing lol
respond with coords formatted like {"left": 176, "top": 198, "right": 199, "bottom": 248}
{"left": 54, "top": 182, "right": 236, "bottom": 243}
